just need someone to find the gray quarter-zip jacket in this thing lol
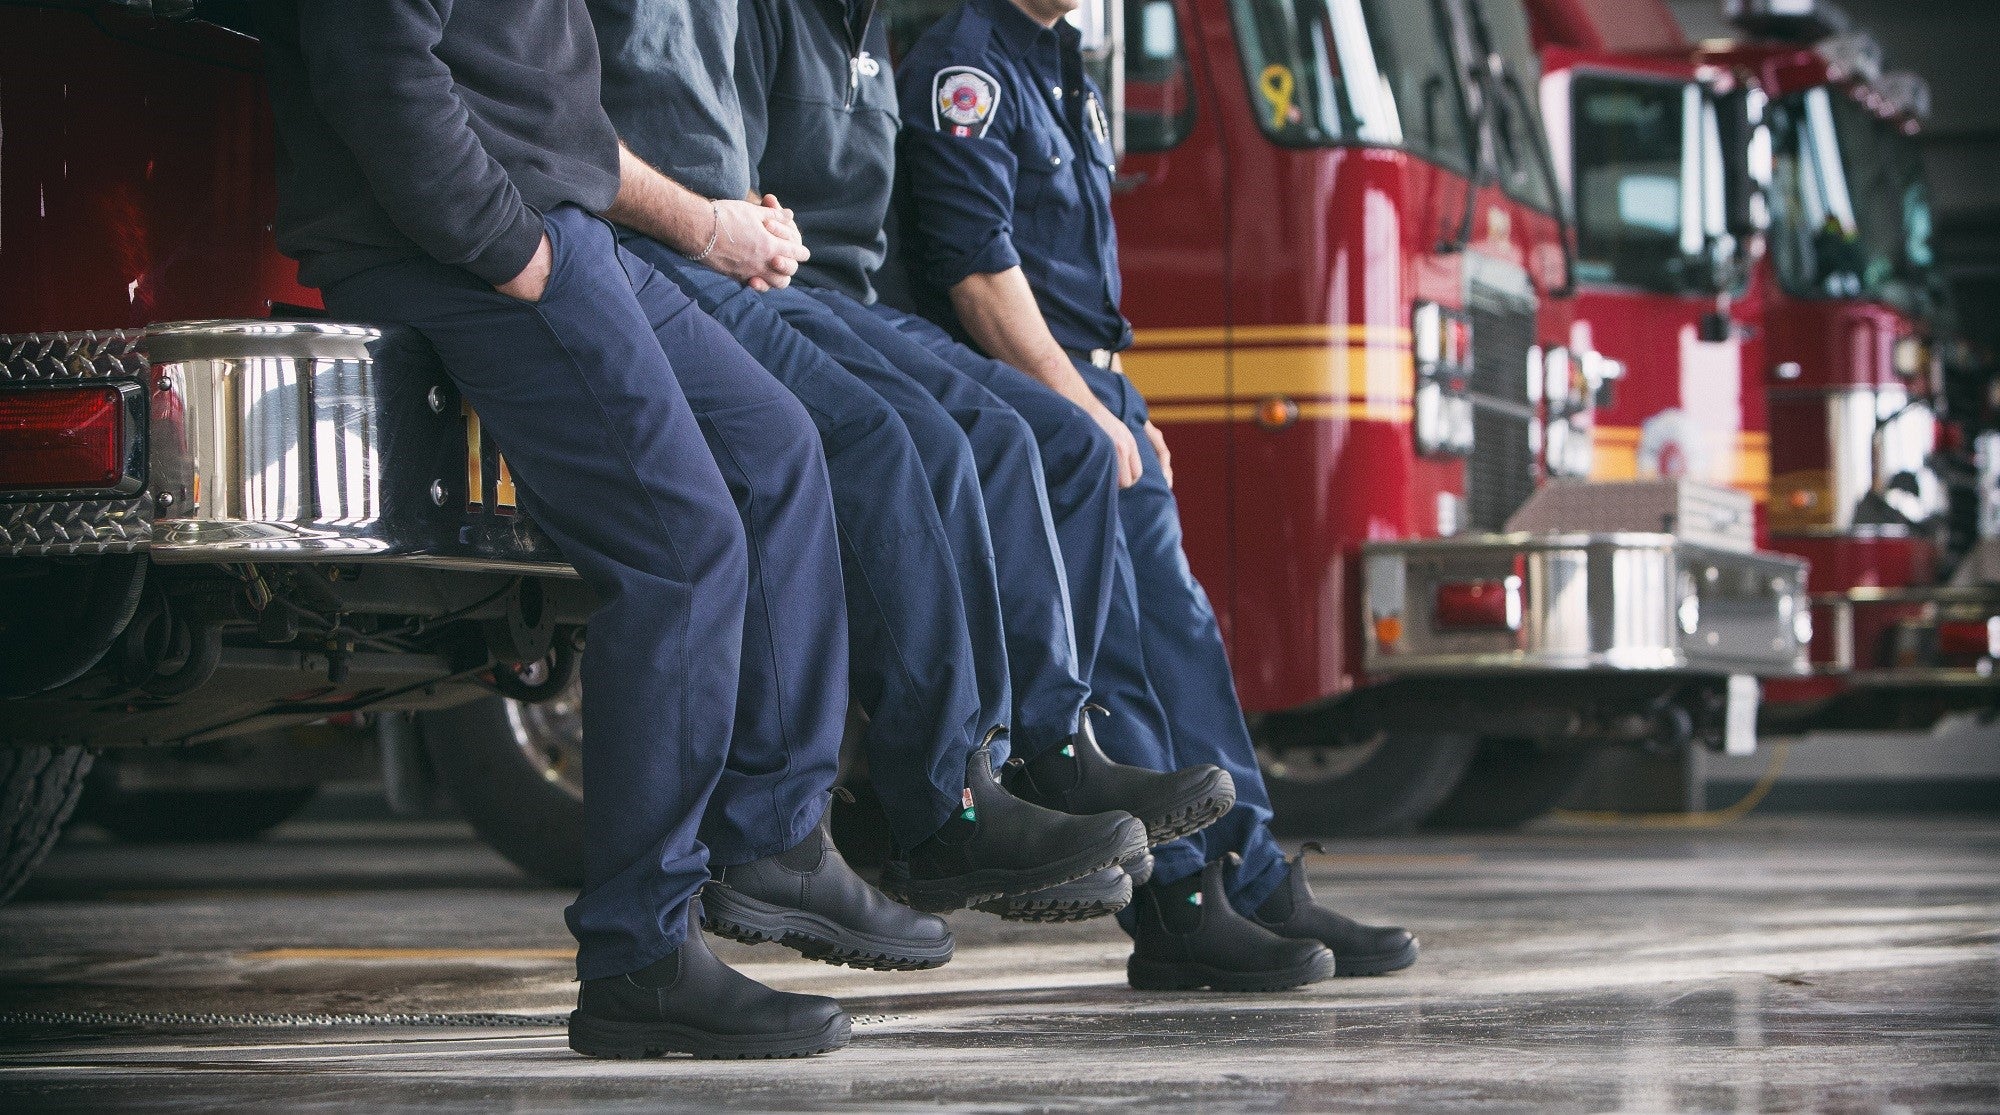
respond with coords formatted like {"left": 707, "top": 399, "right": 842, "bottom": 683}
{"left": 737, "top": 0, "right": 897, "bottom": 302}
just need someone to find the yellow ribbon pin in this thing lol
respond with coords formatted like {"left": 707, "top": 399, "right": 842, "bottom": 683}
{"left": 1260, "top": 64, "right": 1295, "bottom": 130}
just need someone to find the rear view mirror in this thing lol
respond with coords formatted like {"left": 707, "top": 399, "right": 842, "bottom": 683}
{"left": 1698, "top": 311, "right": 1735, "bottom": 344}
{"left": 1715, "top": 89, "right": 1760, "bottom": 241}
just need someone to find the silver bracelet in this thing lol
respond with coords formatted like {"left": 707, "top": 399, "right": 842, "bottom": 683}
{"left": 686, "top": 201, "right": 723, "bottom": 262}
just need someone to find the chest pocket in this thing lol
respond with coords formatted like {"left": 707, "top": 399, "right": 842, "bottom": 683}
{"left": 1012, "top": 121, "right": 1082, "bottom": 234}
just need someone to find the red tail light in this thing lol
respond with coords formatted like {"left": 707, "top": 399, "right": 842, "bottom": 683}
{"left": 0, "top": 386, "right": 126, "bottom": 492}
{"left": 1434, "top": 577, "right": 1523, "bottom": 631}
{"left": 1936, "top": 618, "right": 2000, "bottom": 665}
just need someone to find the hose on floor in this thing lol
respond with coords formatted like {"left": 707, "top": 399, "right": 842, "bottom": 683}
{"left": 1548, "top": 741, "right": 1791, "bottom": 829}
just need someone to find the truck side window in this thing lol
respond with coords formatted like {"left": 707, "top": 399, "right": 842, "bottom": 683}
{"left": 1124, "top": 0, "right": 1197, "bottom": 152}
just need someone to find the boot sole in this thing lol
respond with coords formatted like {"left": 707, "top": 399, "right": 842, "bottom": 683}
{"left": 1126, "top": 948, "right": 1337, "bottom": 993}
{"left": 1141, "top": 770, "right": 1238, "bottom": 847}
{"left": 568, "top": 1009, "right": 851, "bottom": 1060}
{"left": 701, "top": 885, "right": 954, "bottom": 972}
{"left": 972, "top": 872, "right": 1133, "bottom": 923}
{"left": 881, "top": 818, "right": 1149, "bottom": 913}
{"left": 1335, "top": 937, "right": 1420, "bottom": 977}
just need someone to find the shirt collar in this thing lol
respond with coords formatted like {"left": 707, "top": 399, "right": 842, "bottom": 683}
{"left": 977, "top": 0, "right": 1073, "bottom": 59}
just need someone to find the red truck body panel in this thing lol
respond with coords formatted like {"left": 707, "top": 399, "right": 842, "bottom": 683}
{"left": 0, "top": 6, "right": 316, "bottom": 335}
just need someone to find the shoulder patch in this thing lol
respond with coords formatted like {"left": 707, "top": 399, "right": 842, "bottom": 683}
{"left": 932, "top": 65, "right": 1002, "bottom": 137}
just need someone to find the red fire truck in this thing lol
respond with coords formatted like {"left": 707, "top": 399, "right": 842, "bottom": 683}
{"left": 0, "top": 0, "right": 1812, "bottom": 899}
{"left": 1530, "top": 0, "right": 1998, "bottom": 738}
{"left": 1706, "top": 1, "right": 2000, "bottom": 734}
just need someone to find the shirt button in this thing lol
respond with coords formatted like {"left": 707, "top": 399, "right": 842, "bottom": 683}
{"left": 1052, "top": 86, "right": 1063, "bottom": 99}
{"left": 1050, "top": 155, "right": 1062, "bottom": 166}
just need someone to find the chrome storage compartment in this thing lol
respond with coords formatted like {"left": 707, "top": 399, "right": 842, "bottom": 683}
{"left": 2, "top": 319, "right": 571, "bottom": 573}
{"left": 1362, "top": 533, "right": 1812, "bottom": 677}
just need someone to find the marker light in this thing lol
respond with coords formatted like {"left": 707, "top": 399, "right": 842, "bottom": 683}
{"left": 1256, "top": 396, "right": 1300, "bottom": 429}
{"left": 1892, "top": 335, "right": 1928, "bottom": 379}
{"left": 0, "top": 386, "right": 126, "bottom": 492}
{"left": 1372, "top": 613, "right": 1404, "bottom": 651}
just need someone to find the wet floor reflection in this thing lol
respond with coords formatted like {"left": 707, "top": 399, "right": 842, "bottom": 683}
{"left": 0, "top": 816, "right": 1995, "bottom": 1110}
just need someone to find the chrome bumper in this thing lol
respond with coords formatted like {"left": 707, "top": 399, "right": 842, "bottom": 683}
{"left": 2, "top": 320, "right": 572, "bottom": 573}
{"left": 1362, "top": 533, "right": 1812, "bottom": 677}
{"left": 1814, "top": 585, "right": 2000, "bottom": 686}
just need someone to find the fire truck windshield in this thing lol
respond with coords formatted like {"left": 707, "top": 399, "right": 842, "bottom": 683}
{"left": 1570, "top": 74, "right": 1733, "bottom": 294}
{"left": 1767, "top": 86, "right": 1936, "bottom": 311}
{"left": 1228, "top": 0, "right": 1555, "bottom": 212}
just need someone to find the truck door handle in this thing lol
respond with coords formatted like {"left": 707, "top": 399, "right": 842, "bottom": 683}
{"left": 1111, "top": 171, "right": 1151, "bottom": 194}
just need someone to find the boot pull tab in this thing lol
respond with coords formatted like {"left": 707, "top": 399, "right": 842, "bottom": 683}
{"left": 1296, "top": 841, "right": 1326, "bottom": 868}
{"left": 831, "top": 786, "right": 856, "bottom": 806}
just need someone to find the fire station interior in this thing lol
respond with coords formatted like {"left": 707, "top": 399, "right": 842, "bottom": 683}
{"left": 1, "top": 0, "right": 1995, "bottom": 1108}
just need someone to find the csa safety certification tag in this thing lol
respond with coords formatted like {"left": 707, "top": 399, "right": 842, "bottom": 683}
{"left": 934, "top": 65, "right": 1001, "bottom": 137}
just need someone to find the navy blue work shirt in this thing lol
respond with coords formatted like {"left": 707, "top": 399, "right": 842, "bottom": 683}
{"left": 896, "top": 0, "right": 1132, "bottom": 354}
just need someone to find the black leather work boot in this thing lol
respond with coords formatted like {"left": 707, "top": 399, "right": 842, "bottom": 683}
{"left": 1127, "top": 855, "right": 1336, "bottom": 992}
{"left": 973, "top": 864, "right": 1133, "bottom": 922}
{"left": 569, "top": 901, "right": 850, "bottom": 1060}
{"left": 880, "top": 746, "right": 1149, "bottom": 913}
{"left": 1249, "top": 843, "right": 1419, "bottom": 976}
{"left": 704, "top": 801, "right": 954, "bottom": 971}
{"left": 1006, "top": 713, "right": 1236, "bottom": 847}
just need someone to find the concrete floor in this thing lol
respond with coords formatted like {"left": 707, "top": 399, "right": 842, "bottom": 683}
{"left": 0, "top": 814, "right": 1994, "bottom": 1112}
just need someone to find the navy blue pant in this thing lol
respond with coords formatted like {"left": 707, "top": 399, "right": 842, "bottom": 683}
{"left": 617, "top": 231, "right": 979, "bottom": 849}
{"left": 857, "top": 294, "right": 1289, "bottom": 910}
{"left": 804, "top": 291, "right": 1097, "bottom": 760}
{"left": 323, "top": 207, "right": 847, "bottom": 980}
{"left": 1072, "top": 357, "right": 1288, "bottom": 913}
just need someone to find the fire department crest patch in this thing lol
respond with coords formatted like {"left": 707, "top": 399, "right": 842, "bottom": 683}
{"left": 933, "top": 65, "right": 1000, "bottom": 137}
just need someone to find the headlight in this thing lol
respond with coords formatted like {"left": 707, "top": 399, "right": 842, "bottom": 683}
{"left": 1543, "top": 346, "right": 1572, "bottom": 410}
{"left": 1414, "top": 302, "right": 1473, "bottom": 458}
{"left": 1413, "top": 301, "right": 1444, "bottom": 365}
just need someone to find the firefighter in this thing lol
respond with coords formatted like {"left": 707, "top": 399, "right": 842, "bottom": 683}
{"left": 589, "top": 0, "right": 1232, "bottom": 922}
{"left": 723, "top": 0, "right": 1251, "bottom": 922}
{"left": 895, "top": 0, "right": 1422, "bottom": 989}
{"left": 589, "top": 0, "right": 1161, "bottom": 930}
{"left": 255, "top": 0, "right": 955, "bottom": 1059}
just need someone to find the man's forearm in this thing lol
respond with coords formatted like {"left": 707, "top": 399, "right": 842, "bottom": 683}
{"left": 603, "top": 143, "right": 717, "bottom": 255}
{"left": 949, "top": 268, "right": 1093, "bottom": 405}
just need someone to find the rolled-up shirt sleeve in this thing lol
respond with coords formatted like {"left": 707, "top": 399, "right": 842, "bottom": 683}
{"left": 296, "top": 0, "right": 544, "bottom": 285}
{"left": 896, "top": 64, "right": 1022, "bottom": 289}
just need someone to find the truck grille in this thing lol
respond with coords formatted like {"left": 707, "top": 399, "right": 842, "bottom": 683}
{"left": 1466, "top": 300, "right": 1538, "bottom": 532}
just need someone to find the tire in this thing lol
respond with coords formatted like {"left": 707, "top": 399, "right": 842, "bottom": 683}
{"left": 1422, "top": 739, "right": 1607, "bottom": 831}
{"left": 421, "top": 685, "right": 584, "bottom": 887}
{"left": 0, "top": 745, "right": 94, "bottom": 904}
{"left": 79, "top": 778, "right": 319, "bottom": 843}
{"left": 1256, "top": 723, "right": 1476, "bottom": 838}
